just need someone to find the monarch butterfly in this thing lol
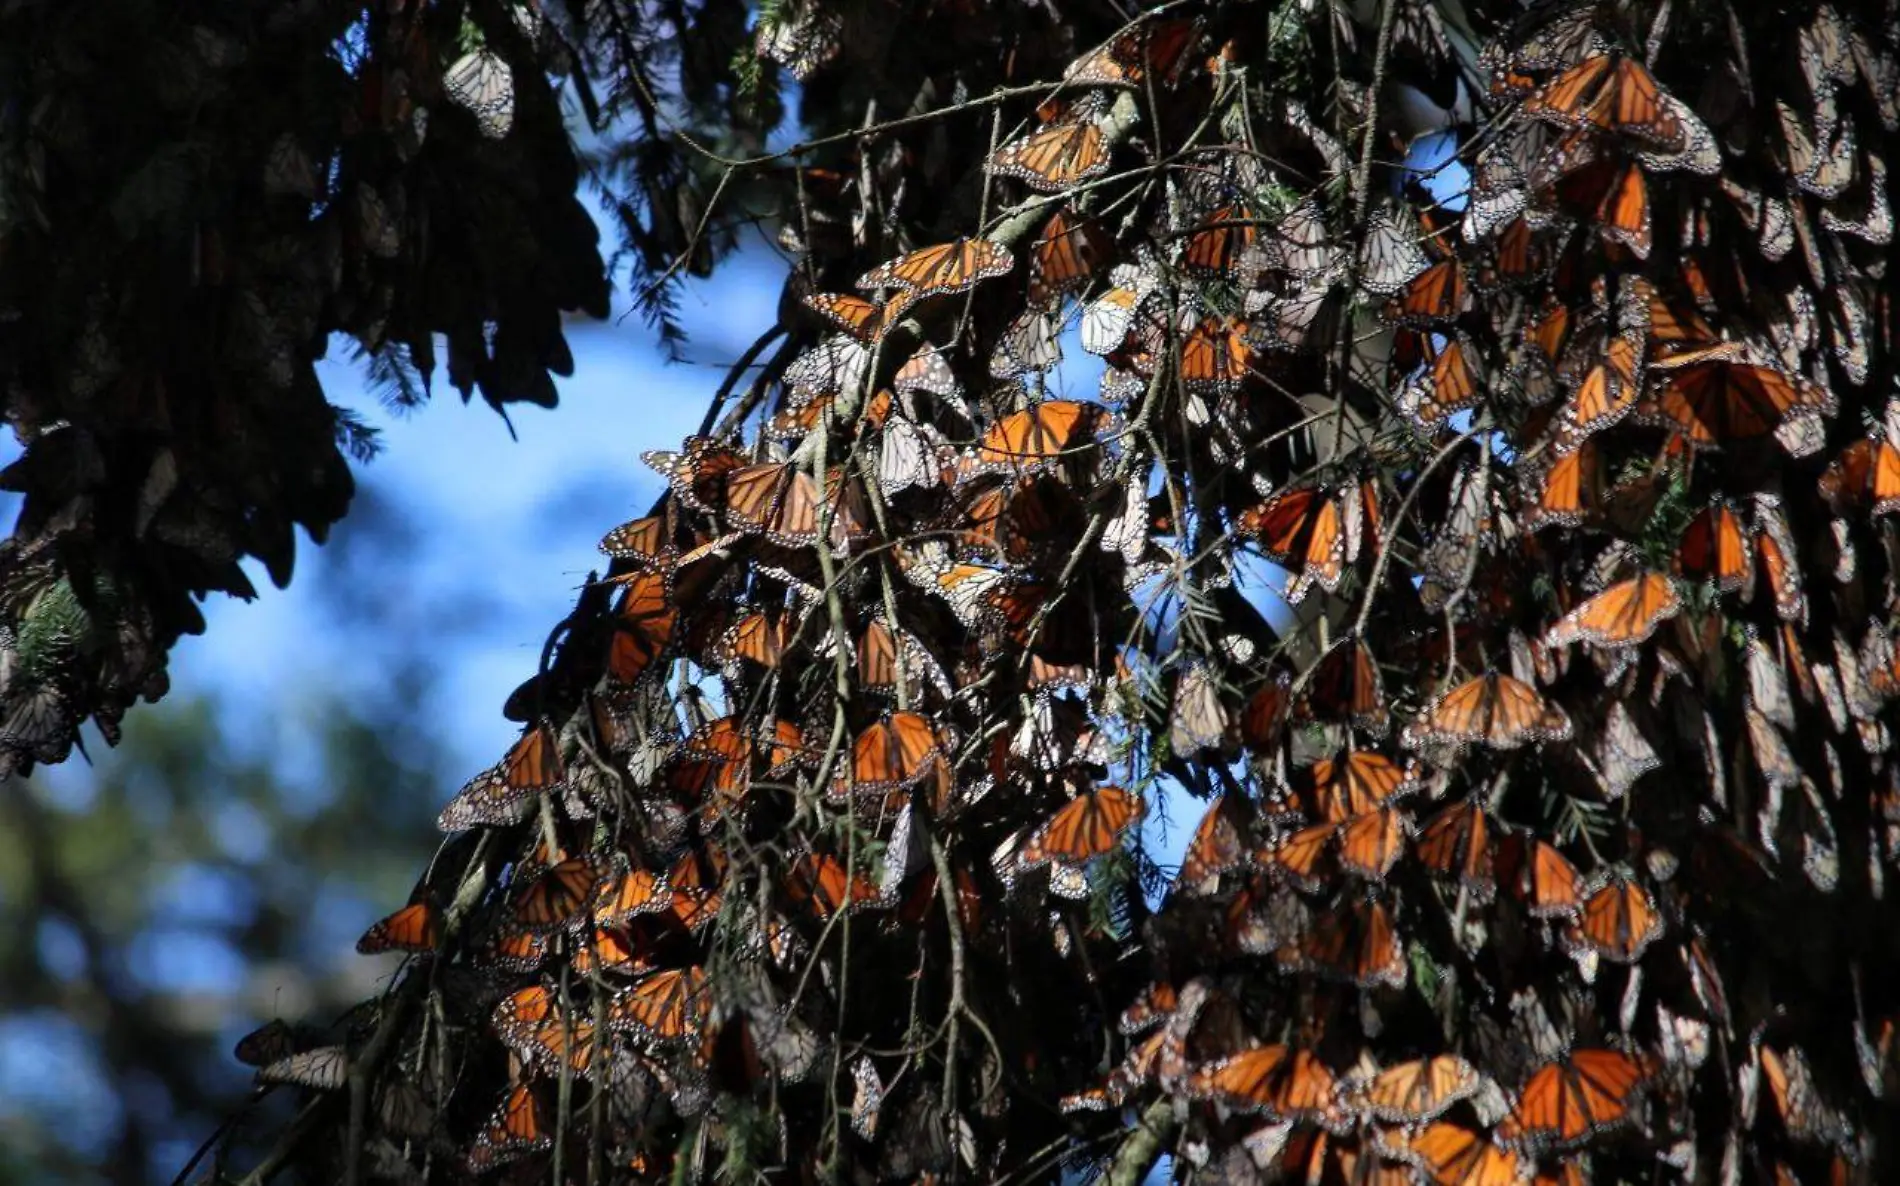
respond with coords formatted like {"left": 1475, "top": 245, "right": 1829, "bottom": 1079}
{"left": 986, "top": 120, "right": 1112, "bottom": 192}
{"left": 234, "top": 1019, "right": 298, "bottom": 1068}
{"left": 510, "top": 852, "right": 601, "bottom": 931}
{"left": 1395, "top": 331, "right": 1483, "bottom": 432}
{"left": 1476, "top": 215, "right": 1556, "bottom": 289}
{"left": 1239, "top": 673, "right": 1292, "bottom": 752}
{"left": 1759, "top": 1044, "right": 1849, "bottom": 1146}
{"left": 801, "top": 290, "right": 896, "bottom": 342}
{"left": 1359, "top": 209, "right": 1432, "bottom": 296}
{"left": 1257, "top": 197, "right": 1335, "bottom": 277}
{"left": 1417, "top": 800, "right": 1497, "bottom": 897}
{"left": 1543, "top": 572, "right": 1680, "bottom": 651}
{"left": 256, "top": 1045, "right": 350, "bottom": 1091}
{"left": 664, "top": 849, "right": 725, "bottom": 933}
{"left": 1297, "top": 750, "right": 1419, "bottom": 823}
{"left": 1522, "top": 54, "right": 1685, "bottom": 150}
{"left": 1568, "top": 873, "right": 1664, "bottom": 963}
{"left": 875, "top": 415, "right": 951, "bottom": 496}
{"left": 1350, "top": 1055, "right": 1482, "bottom": 1124}
{"left": 1018, "top": 786, "right": 1144, "bottom": 868}
{"left": 1418, "top": 461, "right": 1490, "bottom": 613}
{"left": 1403, "top": 673, "right": 1573, "bottom": 750}
{"left": 856, "top": 237, "right": 1014, "bottom": 297}
{"left": 1498, "top": 1048, "right": 1647, "bottom": 1148}
{"left": 1553, "top": 332, "right": 1642, "bottom": 450}
{"left": 1819, "top": 437, "right": 1900, "bottom": 515}
{"left": 438, "top": 724, "right": 567, "bottom": 832}
{"left": 1176, "top": 792, "right": 1250, "bottom": 891}
{"left": 1384, "top": 1121, "right": 1525, "bottom": 1186}
{"left": 1642, "top": 356, "right": 1832, "bottom": 445}
{"left": 356, "top": 898, "right": 441, "bottom": 955}
{"left": 1781, "top": 96, "right": 1859, "bottom": 200}
{"left": 1236, "top": 481, "right": 1376, "bottom": 603}
{"left": 989, "top": 308, "right": 1064, "bottom": 378}
{"left": 1281, "top": 1130, "right": 1413, "bottom": 1186}
{"left": 974, "top": 400, "right": 1110, "bottom": 472}
{"left": 1225, "top": 872, "right": 1315, "bottom": 956}
{"left": 891, "top": 344, "right": 960, "bottom": 401}
{"left": 1278, "top": 896, "right": 1407, "bottom": 988}
{"left": 1337, "top": 806, "right": 1407, "bottom": 881}
{"left": 855, "top": 618, "right": 950, "bottom": 701}
{"left": 1178, "top": 315, "right": 1255, "bottom": 394}
{"left": 1820, "top": 153, "right": 1893, "bottom": 246}
{"left": 466, "top": 1082, "right": 551, "bottom": 1172}
{"left": 1183, "top": 203, "right": 1258, "bottom": 275}
{"left": 492, "top": 985, "right": 591, "bottom": 1072}
{"left": 599, "top": 512, "right": 674, "bottom": 567}
{"left": 1183, "top": 1045, "right": 1337, "bottom": 1120}
{"left": 1063, "top": 16, "right": 1199, "bottom": 87}
{"left": 608, "top": 966, "right": 710, "bottom": 1043}
{"left": 603, "top": 569, "right": 679, "bottom": 691}
{"left": 1587, "top": 700, "right": 1661, "bottom": 801}
{"left": 711, "top": 609, "right": 794, "bottom": 671}
{"left": 787, "top": 852, "right": 889, "bottom": 918}
{"left": 1579, "top": 160, "right": 1653, "bottom": 257}
{"left": 1026, "top": 208, "right": 1111, "bottom": 304}
{"left": 1080, "top": 281, "right": 1144, "bottom": 356}
{"left": 1261, "top": 820, "right": 1337, "bottom": 892}
{"left": 1753, "top": 496, "right": 1807, "bottom": 623}
{"left": 724, "top": 462, "right": 872, "bottom": 551}
{"left": 832, "top": 712, "right": 941, "bottom": 797}
{"left": 1385, "top": 257, "right": 1469, "bottom": 326}
{"left": 847, "top": 1056, "right": 885, "bottom": 1139}
{"left": 481, "top": 925, "right": 550, "bottom": 974}
{"left": 1297, "top": 637, "right": 1387, "bottom": 728}
{"left": 643, "top": 438, "right": 747, "bottom": 514}
{"left": 592, "top": 862, "right": 670, "bottom": 928}
{"left": 571, "top": 925, "right": 647, "bottom": 976}
{"left": 1117, "top": 981, "right": 1181, "bottom": 1036}
{"left": 1168, "top": 661, "right": 1233, "bottom": 758}
{"left": 1502, "top": 835, "right": 1585, "bottom": 918}
{"left": 1676, "top": 502, "right": 1753, "bottom": 594}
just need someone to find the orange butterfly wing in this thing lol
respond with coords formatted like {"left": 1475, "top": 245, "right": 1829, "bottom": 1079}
{"left": 1571, "top": 875, "right": 1664, "bottom": 962}
{"left": 356, "top": 900, "right": 441, "bottom": 955}
{"left": 1499, "top": 1049, "right": 1646, "bottom": 1148}
{"left": 987, "top": 121, "right": 1111, "bottom": 192}
{"left": 1020, "top": 786, "right": 1144, "bottom": 866}
{"left": 1544, "top": 572, "right": 1680, "bottom": 650}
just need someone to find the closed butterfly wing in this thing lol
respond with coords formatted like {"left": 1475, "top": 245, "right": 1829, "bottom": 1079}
{"left": 257, "top": 1046, "right": 350, "bottom": 1091}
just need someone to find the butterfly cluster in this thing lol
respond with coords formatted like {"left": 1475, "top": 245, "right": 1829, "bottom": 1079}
{"left": 0, "top": 0, "right": 611, "bottom": 784}
{"left": 237, "top": 2, "right": 1900, "bottom": 1183}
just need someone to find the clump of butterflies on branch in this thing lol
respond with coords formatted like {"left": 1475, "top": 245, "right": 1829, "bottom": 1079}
{"left": 228, "top": 1, "right": 1900, "bottom": 1183}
